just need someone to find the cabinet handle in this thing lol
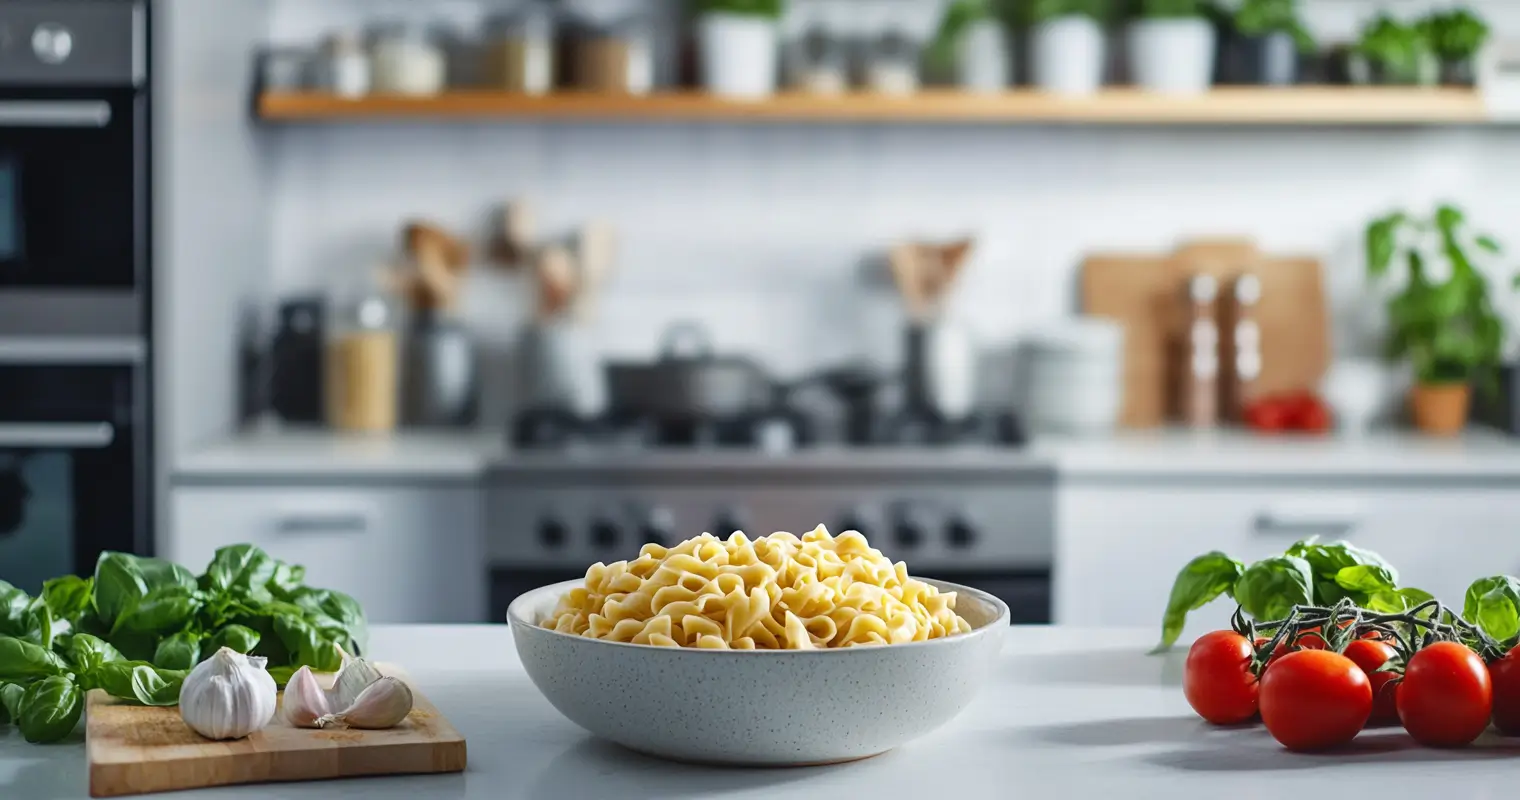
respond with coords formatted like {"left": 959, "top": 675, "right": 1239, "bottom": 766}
{"left": 1253, "top": 512, "right": 1360, "bottom": 538}
{"left": 275, "top": 512, "right": 368, "bottom": 534}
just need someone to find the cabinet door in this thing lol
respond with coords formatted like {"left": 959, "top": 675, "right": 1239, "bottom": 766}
{"left": 1056, "top": 484, "right": 1520, "bottom": 644}
{"left": 170, "top": 485, "right": 484, "bottom": 624}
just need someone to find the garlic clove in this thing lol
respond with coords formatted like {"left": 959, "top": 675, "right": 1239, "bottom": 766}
{"left": 180, "top": 647, "right": 278, "bottom": 741}
{"left": 326, "top": 653, "right": 383, "bottom": 712}
{"left": 317, "top": 676, "right": 413, "bottom": 730}
{"left": 281, "top": 666, "right": 330, "bottom": 729}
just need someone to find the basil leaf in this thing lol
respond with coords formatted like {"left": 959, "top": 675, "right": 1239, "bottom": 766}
{"left": 61, "top": 633, "right": 124, "bottom": 675}
{"left": 266, "top": 665, "right": 297, "bottom": 687}
{"left": 268, "top": 561, "right": 306, "bottom": 598}
{"left": 206, "top": 544, "right": 276, "bottom": 597}
{"left": 129, "top": 665, "right": 186, "bottom": 706}
{"left": 153, "top": 631, "right": 201, "bottom": 671}
{"left": 41, "top": 576, "right": 93, "bottom": 625}
{"left": 0, "top": 682, "right": 23, "bottom": 722}
{"left": 0, "top": 582, "right": 31, "bottom": 638}
{"left": 92, "top": 552, "right": 150, "bottom": 628}
{"left": 1152, "top": 552, "right": 1245, "bottom": 652}
{"left": 1287, "top": 539, "right": 1398, "bottom": 585}
{"left": 0, "top": 636, "right": 67, "bottom": 682}
{"left": 1465, "top": 576, "right": 1520, "bottom": 642}
{"left": 17, "top": 675, "right": 82, "bottom": 743}
{"left": 111, "top": 587, "right": 200, "bottom": 636}
{"left": 274, "top": 616, "right": 343, "bottom": 672}
{"left": 318, "top": 590, "right": 368, "bottom": 655}
{"left": 1234, "top": 555, "right": 1315, "bottom": 622}
{"left": 20, "top": 598, "right": 54, "bottom": 650}
{"left": 1335, "top": 564, "right": 1398, "bottom": 594}
{"left": 205, "top": 624, "right": 260, "bottom": 655}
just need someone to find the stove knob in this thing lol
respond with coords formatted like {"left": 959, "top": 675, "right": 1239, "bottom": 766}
{"left": 31, "top": 24, "right": 73, "bottom": 65}
{"left": 893, "top": 509, "right": 926, "bottom": 549}
{"left": 946, "top": 516, "right": 977, "bottom": 549}
{"left": 590, "top": 517, "right": 621, "bottom": 550}
{"left": 712, "top": 507, "right": 749, "bottom": 536}
{"left": 836, "top": 509, "right": 871, "bottom": 539}
{"left": 641, "top": 507, "right": 675, "bottom": 547}
{"left": 537, "top": 517, "right": 569, "bottom": 549}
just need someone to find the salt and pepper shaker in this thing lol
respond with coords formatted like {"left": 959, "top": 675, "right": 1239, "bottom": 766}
{"left": 1224, "top": 274, "right": 1263, "bottom": 421}
{"left": 1179, "top": 274, "right": 1220, "bottom": 428}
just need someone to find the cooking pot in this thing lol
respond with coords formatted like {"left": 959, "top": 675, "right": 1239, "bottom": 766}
{"left": 604, "top": 322, "right": 773, "bottom": 420}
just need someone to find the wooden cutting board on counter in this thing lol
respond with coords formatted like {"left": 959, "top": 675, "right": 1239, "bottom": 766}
{"left": 86, "top": 665, "right": 466, "bottom": 798}
{"left": 1081, "top": 238, "right": 1330, "bottom": 428}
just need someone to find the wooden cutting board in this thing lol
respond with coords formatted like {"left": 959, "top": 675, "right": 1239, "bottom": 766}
{"left": 1081, "top": 238, "right": 1330, "bottom": 428}
{"left": 86, "top": 665, "right": 466, "bottom": 798}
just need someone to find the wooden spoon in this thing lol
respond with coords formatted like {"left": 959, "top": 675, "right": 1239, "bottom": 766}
{"left": 889, "top": 243, "right": 926, "bottom": 322}
{"left": 536, "top": 245, "right": 578, "bottom": 321}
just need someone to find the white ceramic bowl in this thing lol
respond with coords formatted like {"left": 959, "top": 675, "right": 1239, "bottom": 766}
{"left": 508, "top": 578, "right": 1009, "bottom": 766}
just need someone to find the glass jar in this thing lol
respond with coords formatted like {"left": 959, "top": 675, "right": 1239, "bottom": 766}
{"left": 791, "top": 27, "right": 847, "bottom": 94}
{"left": 570, "top": 14, "right": 653, "bottom": 94}
{"left": 326, "top": 288, "right": 399, "bottom": 434}
{"left": 481, "top": 5, "right": 556, "bottom": 94}
{"left": 370, "top": 23, "right": 447, "bottom": 96}
{"left": 318, "top": 31, "right": 370, "bottom": 98}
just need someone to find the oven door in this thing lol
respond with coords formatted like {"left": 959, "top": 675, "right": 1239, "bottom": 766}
{"left": 0, "top": 364, "right": 145, "bottom": 594}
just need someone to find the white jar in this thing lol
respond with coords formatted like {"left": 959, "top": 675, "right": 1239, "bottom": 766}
{"left": 958, "top": 19, "right": 1009, "bottom": 93}
{"left": 321, "top": 32, "right": 370, "bottom": 98}
{"left": 699, "top": 13, "right": 779, "bottom": 100}
{"left": 1030, "top": 15, "right": 1106, "bottom": 96}
{"left": 1127, "top": 18, "right": 1216, "bottom": 95}
{"left": 371, "top": 26, "right": 447, "bottom": 96}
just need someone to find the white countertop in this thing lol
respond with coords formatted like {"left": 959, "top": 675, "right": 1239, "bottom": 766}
{"left": 172, "top": 425, "right": 1520, "bottom": 482}
{"left": 4, "top": 625, "right": 1516, "bottom": 799}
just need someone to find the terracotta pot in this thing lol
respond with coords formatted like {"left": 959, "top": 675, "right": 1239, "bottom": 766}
{"left": 1409, "top": 382, "right": 1471, "bottom": 435}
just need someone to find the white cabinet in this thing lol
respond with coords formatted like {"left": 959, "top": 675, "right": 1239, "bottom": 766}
{"left": 1056, "top": 482, "right": 1520, "bottom": 643}
{"left": 168, "top": 484, "right": 485, "bottom": 624}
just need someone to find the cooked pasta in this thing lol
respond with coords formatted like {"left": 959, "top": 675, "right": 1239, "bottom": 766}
{"left": 540, "top": 525, "right": 973, "bottom": 649}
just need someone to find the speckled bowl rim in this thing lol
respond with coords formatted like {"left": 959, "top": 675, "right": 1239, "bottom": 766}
{"left": 507, "top": 577, "right": 1010, "bottom": 655}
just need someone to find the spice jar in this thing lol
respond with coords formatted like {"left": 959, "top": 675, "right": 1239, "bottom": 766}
{"left": 570, "top": 15, "right": 653, "bottom": 94}
{"left": 791, "top": 27, "right": 847, "bottom": 94}
{"left": 317, "top": 31, "right": 370, "bottom": 98}
{"left": 482, "top": 6, "right": 556, "bottom": 94}
{"left": 1178, "top": 274, "right": 1220, "bottom": 428}
{"left": 326, "top": 289, "right": 399, "bottom": 434}
{"left": 370, "top": 23, "right": 446, "bottom": 96}
{"left": 866, "top": 29, "right": 920, "bottom": 94}
{"left": 1223, "top": 273, "right": 1263, "bottom": 421}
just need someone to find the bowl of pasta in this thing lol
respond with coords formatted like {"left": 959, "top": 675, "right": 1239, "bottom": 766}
{"left": 507, "top": 525, "right": 1009, "bottom": 766}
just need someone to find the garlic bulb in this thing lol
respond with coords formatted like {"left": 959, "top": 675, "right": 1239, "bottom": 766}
{"left": 281, "top": 666, "right": 330, "bottom": 729}
{"left": 317, "top": 676, "right": 413, "bottom": 730}
{"left": 327, "top": 653, "right": 383, "bottom": 711}
{"left": 179, "top": 647, "right": 278, "bottom": 740}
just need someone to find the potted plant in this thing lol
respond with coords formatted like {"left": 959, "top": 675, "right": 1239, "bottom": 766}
{"left": 1351, "top": 14, "right": 1437, "bottom": 85}
{"left": 1420, "top": 8, "right": 1489, "bottom": 86}
{"left": 1025, "top": 0, "right": 1109, "bottom": 96}
{"left": 1127, "top": 0, "right": 1216, "bottom": 95}
{"left": 1365, "top": 205, "right": 1511, "bottom": 436}
{"left": 925, "top": 0, "right": 1011, "bottom": 93}
{"left": 1219, "top": 0, "right": 1315, "bottom": 85}
{"left": 696, "top": 0, "right": 785, "bottom": 100}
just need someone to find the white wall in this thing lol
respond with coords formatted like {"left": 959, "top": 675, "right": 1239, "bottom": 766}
{"left": 260, "top": 0, "right": 1520, "bottom": 425}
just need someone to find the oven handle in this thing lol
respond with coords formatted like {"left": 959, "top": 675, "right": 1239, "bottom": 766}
{"left": 0, "top": 422, "right": 115, "bottom": 449}
{"left": 0, "top": 100, "right": 111, "bottom": 128}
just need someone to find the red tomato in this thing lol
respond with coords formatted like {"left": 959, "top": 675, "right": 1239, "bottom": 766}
{"left": 1265, "top": 629, "right": 1330, "bottom": 669}
{"left": 1343, "top": 638, "right": 1400, "bottom": 726}
{"left": 1398, "top": 642, "right": 1492, "bottom": 747}
{"left": 1184, "top": 631, "right": 1259, "bottom": 725}
{"left": 1295, "top": 402, "right": 1333, "bottom": 434}
{"left": 1245, "top": 400, "right": 1289, "bottom": 433}
{"left": 1259, "top": 650, "right": 1372, "bottom": 751}
{"left": 1488, "top": 648, "right": 1520, "bottom": 736}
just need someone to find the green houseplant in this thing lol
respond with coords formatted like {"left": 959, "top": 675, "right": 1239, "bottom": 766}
{"left": 926, "top": 0, "right": 1010, "bottom": 91}
{"left": 694, "top": 0, "right": 786, "bottom": 99}
{"left": 1127, "top": 0, "right": 1216, "bottom": 94}
{"left": 1355, "top": 14, "right": 1437, "bottom": 85}
{"left": 1026, "top": 0, "right": 1111, "bottom": 95}
{"left": 1221, "top": 0, "right": 1314, "bottom": 85}
{"left": 1365, "top": 205, "right": 1510, "bottom": 435}
{"left": 1419, "top": 7, "right": 1490, "bottom": 86}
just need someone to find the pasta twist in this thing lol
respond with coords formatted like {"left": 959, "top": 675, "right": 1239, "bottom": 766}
{"left": 540, "top": 525, "right": 974, "bottom": 649}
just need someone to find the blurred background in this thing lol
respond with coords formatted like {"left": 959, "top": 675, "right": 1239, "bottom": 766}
{"left": 6, "top": 0, "right": 1520, "bottom": 643}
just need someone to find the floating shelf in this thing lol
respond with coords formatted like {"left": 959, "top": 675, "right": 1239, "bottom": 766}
{"left": 257, "top": 87, "right": 1490, "bottom": 125}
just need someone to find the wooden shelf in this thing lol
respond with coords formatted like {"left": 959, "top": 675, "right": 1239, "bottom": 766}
{"left": 257, "top": 88, "right": 1490, "bottom": 125}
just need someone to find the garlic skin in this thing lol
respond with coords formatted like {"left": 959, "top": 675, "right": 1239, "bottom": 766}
{"left": 317, "top": 676, "right": 413, "bottom": 730}
{"left": 327, "top": 654, "right": 383, "bottom": 712}
{"left": 281, "top": 666, "right": 331, "bottom": 729}
{"left": 179, "top": 647, "right": 278, "bottom": 741}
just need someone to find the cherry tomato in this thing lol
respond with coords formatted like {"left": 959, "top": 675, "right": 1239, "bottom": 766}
{"left": 1184, "top": 631, "right": 1259, "bottom": 725}
{"left": 1259, "top": 649, "right": 1371, "bottom": 751}
{"left": 1265, "top": 629, "right": 1329, "bottom": 669}
{"left": 1295, "top": 402, "right": 1333, "bottom": 434}
{"left": 1488, "top": 648, "right": 1520, "bottom": 736}
{"left": 1343, "top": 638, "right": 1400, "bottom": 726}
{"left": 1245, "top": 400, "right": 1289, "bottom": 433}
{"left": 1398, "top": 642, "right": 1492, "bottom": 747}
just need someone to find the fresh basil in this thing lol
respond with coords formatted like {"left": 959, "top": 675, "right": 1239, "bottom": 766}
{"left": 1335, "top": 564, "right": 1399, "bottom": 595}
{"left": 41, "top": 576, "right": 93, "bottom": 626}
{"left": 16, "top": 675, "right": 82, "bottom": 744}
{"left": 266, "top": 665, "right": 297, "bottom": 687}
{"left": 1465, "top": 576, "right": 1520, "bottom": 642}
{"left": 1234, "top": 555, "right": 1315, "bottom": 622}
{"left": 1153, "top": 552, "right": 1245, "bottom": 652}
{"left": 274, "top": 615, "right": 343, "bottom": 672}
{"left": 0, "top": 636, "right": 67, "bottom": 682}
{"left": 92, "top": 553, "right": 150, "bottom": 628}
{"left": 268, "top": 561, "right": 306, "bottom": 597}
{"left": 153, "top": 631, "right": 201, "bottom": 671}
{"left": 1367, "top": 587, "right": 1436, "bottom": 614}
{"left": 111, "top": 587, "right": 201, "bottom": 637}
{"left": 206, "top": 544, "right": 277, "bottom": 599}
{"left": 0, "top": 682, "right": 23, "bottom": 723}
{"left": 129, "top": 664, "right": 186, "bottom": 706}
{"left": 204, "top": 624, "right": 260, "bottom": 655}
{"left": 0, "top": 581, "right": 30, "bottom": 635}
{"left": 61, "top": 634, "right": 124, "bottom": 675}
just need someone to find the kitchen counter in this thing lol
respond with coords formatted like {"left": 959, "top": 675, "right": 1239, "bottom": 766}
{"left": 5, "top": 625, "right": 1518, "bottom": 799}
{"left": 173, "top": 425, "right": 1520, "bottom": 482}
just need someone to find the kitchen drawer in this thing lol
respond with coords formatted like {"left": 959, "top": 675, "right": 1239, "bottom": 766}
{"left": 168, "top": 485, "right": 484, "bottom": 625}
{"left": 1055, "top": 484, "right": 1520, "bottom": 642}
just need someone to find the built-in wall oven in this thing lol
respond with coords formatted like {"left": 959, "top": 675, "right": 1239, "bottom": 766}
{"left": 0, "top": 1, "right": 150, "bottom": 593}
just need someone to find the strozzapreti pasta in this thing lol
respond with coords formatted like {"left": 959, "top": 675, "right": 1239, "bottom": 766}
{"left": 540, "top": 525, "right": 973, "bottom": 649}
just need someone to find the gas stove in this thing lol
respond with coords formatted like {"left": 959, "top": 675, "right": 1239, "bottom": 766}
{"left": 489, "top": 407, "right": 1050, "bottom": 625}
